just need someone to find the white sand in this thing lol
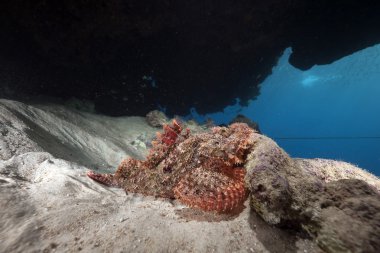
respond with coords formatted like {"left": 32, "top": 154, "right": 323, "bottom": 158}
{"left": 0, "top": 99, "right": 319, "bottom": 253}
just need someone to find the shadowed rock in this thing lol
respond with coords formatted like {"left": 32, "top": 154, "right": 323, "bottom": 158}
{"left": 245, "top": 133, "right": 380, "bottom": 252}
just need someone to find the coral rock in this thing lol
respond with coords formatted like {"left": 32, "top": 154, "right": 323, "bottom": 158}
{"left": 244, "top": 133, "right": 380, "bottom": 253}
{"left": 145, "top": 110, "right": 169, "bottom": 128}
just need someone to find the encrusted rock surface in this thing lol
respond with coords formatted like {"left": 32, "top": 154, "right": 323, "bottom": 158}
{"left": 145, "top": 110, "right": 169, "bottom": 128}
{"left": 229, "top": 114, "right": 261, "bottom": 134}
{"left": 310, "top": 179, "right": 380, "bottom": 253}
{"left": 245, "top": 133, "right": 380, "bottom": 252}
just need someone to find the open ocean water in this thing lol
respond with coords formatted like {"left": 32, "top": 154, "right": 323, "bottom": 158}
{"left": 188, "top": 46, "right": 380, "bottom": 176}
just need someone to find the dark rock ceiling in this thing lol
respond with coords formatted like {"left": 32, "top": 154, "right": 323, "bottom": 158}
{"left": 1, "top": 0, "right": 379, "bottom": 116}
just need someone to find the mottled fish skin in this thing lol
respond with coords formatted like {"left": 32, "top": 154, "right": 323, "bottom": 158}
{"left": 87, "top": 120, "right": 255, "bottom": 213}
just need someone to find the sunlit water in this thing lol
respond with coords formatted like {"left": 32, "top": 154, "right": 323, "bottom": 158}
{"left": 188, "top": 46, "right": 380, "bottom": 175}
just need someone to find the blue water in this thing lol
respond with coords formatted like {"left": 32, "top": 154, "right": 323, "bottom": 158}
{"left": 188, "top": 46, "right": 380, "bottom": 176}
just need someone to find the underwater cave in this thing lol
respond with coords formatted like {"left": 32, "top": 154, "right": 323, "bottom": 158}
{"left": 1, "top": 1, "right": 380, "bottom": 252}
{"left": 2, "top": 0, "right": 379, "bottom": 174}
